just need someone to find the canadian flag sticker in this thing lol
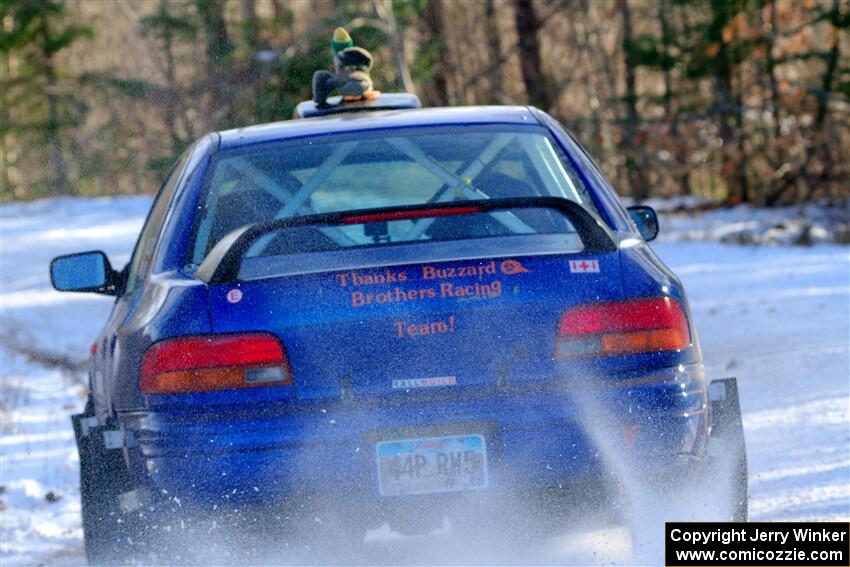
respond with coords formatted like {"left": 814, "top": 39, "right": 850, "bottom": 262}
{"left": 569, "top": 259, "right": 600, "bottom": 273}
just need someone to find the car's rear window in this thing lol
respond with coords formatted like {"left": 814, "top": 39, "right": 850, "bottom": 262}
{"left": 189, "top": 125, "right": 598, "bottom": 265}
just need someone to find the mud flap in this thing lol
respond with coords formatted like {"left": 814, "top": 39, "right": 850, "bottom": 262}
{"left": 707, "top": 378, "right": 748, "bottom": 521}
{"left": 72, "top": 410, "right": 144, "bottom": 565}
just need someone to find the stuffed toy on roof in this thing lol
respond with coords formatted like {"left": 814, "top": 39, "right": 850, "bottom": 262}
{"left": 312, "top": 27, "right": 380, "bottom": 107}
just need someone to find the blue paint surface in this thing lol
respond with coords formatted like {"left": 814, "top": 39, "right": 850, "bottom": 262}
{"left": 71, "top": 103, "right": 710, "bottom": 512}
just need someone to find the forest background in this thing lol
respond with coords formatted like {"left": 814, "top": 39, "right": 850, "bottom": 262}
{"left": 2, "top": 0, "right": 848, "bottom": 206}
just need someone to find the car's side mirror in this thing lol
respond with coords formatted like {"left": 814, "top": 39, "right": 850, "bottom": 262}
{"left": 627, "top": 206, "right": 659, "bottom": 241}
{"left": 50, "top": 251, "right": 120, "bottom": 295}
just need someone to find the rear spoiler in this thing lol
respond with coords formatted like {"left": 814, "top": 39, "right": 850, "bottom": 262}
{"left": 195, "top": 197, "right": 618, "bottom": 284}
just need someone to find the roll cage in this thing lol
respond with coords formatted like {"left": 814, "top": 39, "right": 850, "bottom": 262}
{"left": 191, "top": 127, "right": 594, "bottom": 266}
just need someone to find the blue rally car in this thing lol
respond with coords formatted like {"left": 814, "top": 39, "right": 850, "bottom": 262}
{"left": 51, "top": 94, "right": 747, "bottom": 563}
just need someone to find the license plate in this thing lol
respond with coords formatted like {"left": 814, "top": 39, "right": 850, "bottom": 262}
{"left": 376, "top": 434, "right": 488, "bottom": 496}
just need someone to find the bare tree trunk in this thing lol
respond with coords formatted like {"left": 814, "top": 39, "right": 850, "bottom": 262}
{"left": 703, "top": 0, "right": 749, "bottom": 204}
{"left": 160, "top": 3, "right": 181, "bottom": 156}
{"left": 196, "top": 0, "right": 233, "bottom": 127}
{"left": 308, "top": 0, "right": 338, "bottom": 21}
{"left": 240, "top": 0, "right": 259, "bottom": 49}
{"left": 618, "top": 0, "right": 649, "bottom": 200}
{"left": 813, "top": 0, "right": 841, "bottom": 191}
{"left": 766, "top": 0, "right": 782, "bottom": 154}
{"left": 373, "top": 0, "right": 417, "bottom": 96}
{"left": 1, "top": 48, "right": 10, "bottom": 197}
{"left": 572, "top": 5, "right": 603, "bottom": 145}
{"left": 659, "top": 0, "right": 691, "bottom": 196}
{"left": 734, "top": 66, "right": 750, "bottom": 203}
{"left": 44, "top": 53, "right": 74, "bottom": 195}
{"left": 484, "top": 0, "right": 506, "bottom": 104}
{"left": 567, "top": 0, "right": 618, "bottom": 165}
{"left": 421, "top": 0, "right": 449, "bottom": 106}
{"left": 513, "top": 0, "right": 551, "bottom": 109}
{"left": 758, "top": 0, "right": 790, "bottom": 205}
{"left": 714, "top": 68, "right": 749, "bottom": 203}
{"left": 769, "top": 0, "right": 841, "bottom": 204}
{"left": 815, "top": 0, "right": 840, "bottom": 130}
{"left": 270, "top": 0, "right": 286, "bottom": 21}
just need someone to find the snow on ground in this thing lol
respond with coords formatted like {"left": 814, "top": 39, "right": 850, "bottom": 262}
{"left": 650, "top": 199, "right": 850, "bottom": 246}
{"left": 1, "top": 197, "right": 848, "bottom": 566}
{"left": 655, "top": 241, "right": 850, "bottom": 522}
{"left": 1, "top": 198, "right": 151, "bottom": 566}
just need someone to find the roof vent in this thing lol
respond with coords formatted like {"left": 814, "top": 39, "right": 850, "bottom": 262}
{"left": 293, "top": 93, "right": 421, "bottom": 119}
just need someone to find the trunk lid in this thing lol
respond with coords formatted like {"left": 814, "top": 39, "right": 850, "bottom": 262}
{"left": 208, "top": 250, "right": 622, "bottom": 403}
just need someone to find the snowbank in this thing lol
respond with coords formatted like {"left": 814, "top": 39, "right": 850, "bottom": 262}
{"left": 631, "top": 197, "right": 850, "bottom": 246}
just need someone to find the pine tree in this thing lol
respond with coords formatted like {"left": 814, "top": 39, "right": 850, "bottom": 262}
{"left": 0, "top": 0, "right": 92, "bottom": 198}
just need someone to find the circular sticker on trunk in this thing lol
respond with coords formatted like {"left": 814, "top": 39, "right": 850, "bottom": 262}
{"left": 226, "top": 288, "right": 243, "bottom": 304}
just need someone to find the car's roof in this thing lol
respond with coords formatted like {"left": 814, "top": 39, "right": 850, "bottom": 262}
{"left": 217, "top": 105, "right": 540, "bottom": 150}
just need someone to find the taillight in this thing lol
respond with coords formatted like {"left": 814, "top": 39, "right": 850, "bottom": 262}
{"left": 141, "top": 333, "right": 291, "bottom": 394}
{"left": 556, "top": 297, "right": 690, "bottom": 359}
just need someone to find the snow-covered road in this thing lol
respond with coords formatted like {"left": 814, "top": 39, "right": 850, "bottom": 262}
{"left": 1, "top": 197, "right": 848, "bottom": 565}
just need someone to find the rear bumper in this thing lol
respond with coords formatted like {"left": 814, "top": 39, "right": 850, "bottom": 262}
{"left": 119, "top": 364, "right": 708, "bottom": 509}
